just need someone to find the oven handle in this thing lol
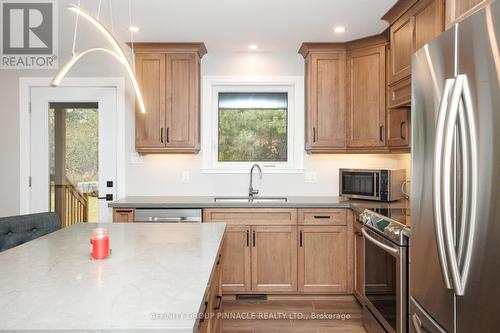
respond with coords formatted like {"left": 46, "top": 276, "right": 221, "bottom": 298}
{"left": 361, "top": 228, "right": 399, "bottom": 255}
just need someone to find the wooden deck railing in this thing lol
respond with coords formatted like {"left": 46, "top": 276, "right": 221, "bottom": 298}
{"left": 51, "top": 180, "right": 89, "bottom": 227}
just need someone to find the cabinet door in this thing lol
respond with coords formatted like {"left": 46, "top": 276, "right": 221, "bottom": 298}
{"left": 387, "top": 108, "right": 411, "bottom": 148}
{"left": 413, "top": 0, "right": 444, "bottom": 51}
{"left": 220, "top": 225, "right": 251, "bottom": 293}
{"left": 135, "top": 53, "right": 166, "bottom": 149}
{"left": 306, "top": 52, "right": 346, "bottom": 150}
{"left": 251, "top": 226, "right": 298, "bottom": 292}
{"left": 298, "top": 226, "right": 348, "bottom": 293}
{"left": 445, "top": 0, "right": 490, "bottom": 28}
{"left": 165, "top": 53, "right": 199, "bottom": 150}
{"left": 354, "top": 229, "right": 364, "bottom": 303}
{"left": 347, "top": 45, "right": 386, "bottom": 148}
{"left": 390, "top": 13, "right": 413, "bottom": 83}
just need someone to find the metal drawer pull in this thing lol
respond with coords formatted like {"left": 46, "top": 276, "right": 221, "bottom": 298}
{"left": 214, "top": 295, "right": 222, "bottom": 310}
{"left": 361, "top": 228, "right": 399, "bottom": 255}
{"left": 252, "top": 230, "right": 256, "bottom": 247}
{"left": 313, "top": 215, "right": 331, "bottom": 219}
{"left": 299, "top": 230, "right": 303, "bottom": 247}
{"left": 411, "top": 314, "right": 423, "bottom": 333}
{"left": 246, "top": 230, "right": 250, "bottom": 247}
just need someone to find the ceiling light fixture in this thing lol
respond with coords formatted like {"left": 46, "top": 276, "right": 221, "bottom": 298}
{"left": 51, "top": 4, "right": 146, "bottom": 114}
{"left": 248, "top": 44, "right": 258, "bottom": 50}
{"left": 333, "top": 26, "right": 346, "bottom": 33}
{"left": 128, "top": 25, "right": 140, "bottom": 32}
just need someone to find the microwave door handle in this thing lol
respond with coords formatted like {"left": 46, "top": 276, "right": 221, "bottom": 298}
{"left": 433, "top": 78, "right": 454, "bottom": 290}
{"left": 361, "top": 228, "right": 399, "bottom": 255}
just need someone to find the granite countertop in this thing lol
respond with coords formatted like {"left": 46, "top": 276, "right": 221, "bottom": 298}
{"left": 0, "top": 223, "right": 226, "bottom": 332}
{"left": 109, "top": 195, "right": 409, "bottom": 211}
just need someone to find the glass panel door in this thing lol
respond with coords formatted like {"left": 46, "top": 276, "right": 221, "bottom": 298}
{"left": 48, "top": 102, "right": 99, "bottom": 226}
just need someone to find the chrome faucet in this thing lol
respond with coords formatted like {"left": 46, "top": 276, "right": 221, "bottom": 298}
{"left": 249, "top": 164, "right": 263, "bottom": 198}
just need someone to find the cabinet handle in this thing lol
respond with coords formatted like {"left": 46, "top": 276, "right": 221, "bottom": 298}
{"left": 216, "top": 254, "right": 221, "bottom": 265}
{"left": 313, "top": 215, "right": 330, "bottom": 219}
{"left": 214, "top": 295, "right": 223, "bottom": 311}
{"left": 166, "top": 128, "right": 170, "bottom": 143}
{"left": 313, "top": 127, "right": 316, "bottom": 143}
{"left": 160, "top": 128, "right": 164, "bottom": 143}
{"left": 252, "top": 230, "right": 256, "bottom": 247}
{"left": 356, "top": 232, "right": 363, "bottom": 237}
{"left": 115, "top": 209, "right": 132, "bottom": 213}
{"left": 379, "top": 125, "right": 384, "bottom": 142}
{"left": 299, "top": 230, "right": 303, "bottom": 247}
{"left": 198, "top": 300, "right": 208, "bottom": 325}
{"left": 400, "top": 121, "right": 406, "bottom": 140}
{"left": 246, "top": 230, "right": 250, "bottom": 247}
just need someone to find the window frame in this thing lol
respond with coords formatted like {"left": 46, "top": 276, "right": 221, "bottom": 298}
{"left": 201, "top": 76, "right": 305, "bottom": 173}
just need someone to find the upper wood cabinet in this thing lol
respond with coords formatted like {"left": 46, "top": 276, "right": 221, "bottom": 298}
{"left": 446, "top": 0, "right": 491, "bottom": 28}
{"left": 133, "top": 43, "right": 206, "bottom": 154}
{"left": 346, "top": 44, "right": 387, "bottom": 148}
{"left": 300, "top": 44, "right": 346, "bottom": 153}
{"left": 386, "top": 0, "right": 444, "bottom": 85}
{"left": 387, "top": 108, "right": 411, "bottom": 149}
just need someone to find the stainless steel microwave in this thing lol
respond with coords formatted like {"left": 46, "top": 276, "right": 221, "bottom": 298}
{"left": 339, "top": 169, "right": 406, "bottom": 202}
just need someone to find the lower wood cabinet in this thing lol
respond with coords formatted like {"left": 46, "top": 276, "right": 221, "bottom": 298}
{"left": 251, "top": 226, "right": 298, "bottom": 292}
{"left": 198, "top": 252, "right": 222, "bottom": 333}
{"left": 220, "top": 225, "right": 251, "bottom": 293}
{"left": 112, "top": 208, "right": 134, "bottom": 223}
{"left": 298, "top": 226, "right": 348, "bottom": 293}
{"left": 353, "top": 222, "right": 365, "bottom": 304}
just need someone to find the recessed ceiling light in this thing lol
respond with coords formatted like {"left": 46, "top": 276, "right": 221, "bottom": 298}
{"left": 248, "top": 44, "right": 258, "bottom": 50}
{"left": 333, "top": 26, "right": 346, "bottom": 33}
{"left": 128, "top": 26, "right": 140, "bottom": 33}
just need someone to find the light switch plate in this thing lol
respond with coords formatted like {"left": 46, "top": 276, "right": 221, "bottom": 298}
{"left": 305, "top": 171, "right": 317, "bottom": 183}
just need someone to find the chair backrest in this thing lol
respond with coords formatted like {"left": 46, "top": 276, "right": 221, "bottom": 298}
{"left": 0, "top": 212, "right": 61, "bottom": 252}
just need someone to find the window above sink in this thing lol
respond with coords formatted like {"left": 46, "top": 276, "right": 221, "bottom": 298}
{"left": 201, "top": 76, "right": 305, "bottom": 174}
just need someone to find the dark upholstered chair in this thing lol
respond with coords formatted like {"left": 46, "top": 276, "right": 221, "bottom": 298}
{"left": 0, "top": 212, "right": 61, "bottom": 252}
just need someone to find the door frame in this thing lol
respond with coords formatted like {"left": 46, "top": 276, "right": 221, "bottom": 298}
{"left": 19, "top": 77, "right": 126, "bottom": 215}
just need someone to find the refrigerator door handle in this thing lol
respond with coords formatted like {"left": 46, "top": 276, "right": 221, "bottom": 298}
{"left": 433, "top": 78, "right": 454, "bottom": 290}
{"left": 441, "top": 75, "right": 478, "bottom": 296}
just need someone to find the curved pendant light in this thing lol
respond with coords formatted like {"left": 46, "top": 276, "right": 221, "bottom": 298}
{"left": 51, "top": 5, "right": 146, "bottom": 114}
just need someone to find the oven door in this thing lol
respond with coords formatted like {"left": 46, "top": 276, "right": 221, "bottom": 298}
{"left": 362, "top": 227, "right": 407, "bottom": 333}
{"left": 340, "top": 169, "right": 381, "bottom": 200}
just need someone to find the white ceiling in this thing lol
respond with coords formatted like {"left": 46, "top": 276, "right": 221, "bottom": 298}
{"left": 82, "top": 0, "right": 397, "bottom": 52}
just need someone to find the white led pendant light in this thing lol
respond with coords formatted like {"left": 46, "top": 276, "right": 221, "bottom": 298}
{"left": 51, "top": 3, "right": 146, "bottom": 114}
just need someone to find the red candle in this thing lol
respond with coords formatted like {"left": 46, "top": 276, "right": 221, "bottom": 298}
{"left": 91, "top": 228, "right": 110, "bottom": 260}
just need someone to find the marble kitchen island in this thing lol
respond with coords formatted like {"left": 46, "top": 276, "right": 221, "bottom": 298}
{"left": 0, "top": 222, "right": 226, "bottom": 332}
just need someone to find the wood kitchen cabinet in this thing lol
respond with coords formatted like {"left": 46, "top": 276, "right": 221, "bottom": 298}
{"left": 112, "top": 208, "right": 134, "bottom": 223}
{"left": 219, "top": 225, "right": 251, "bottom": 293}
{"left": 133, "top": 43, "right": 206, "bottom": 154}
{"left": 198, "top": 252, "right": 222, "bottom": 333}
{"left": 298, "top": 226, "right": 348, "bottom": 293}
{"left": 445, "top": 0, "right": 491, "bottom": 28}
{"left": 346, "top": 44, "right": 387, "bottom": 148}
{"left": 387, "top": 108, "right": 411, "bottom": 149}
{"left": 386, "top": 0, "right": 444, "bottom": 85}
{"left": 300, "top": 44, "right": 346, "bottom": 153}
{"left": 251, "top": 226, "right": 298, "bottom": 292}
{"left": 353, "top": 215, "right": 365, "bottom": 304}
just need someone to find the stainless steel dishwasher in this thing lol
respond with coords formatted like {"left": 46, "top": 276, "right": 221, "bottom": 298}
{"left": 134, "top": 209, "right": 202, "bottom": 223}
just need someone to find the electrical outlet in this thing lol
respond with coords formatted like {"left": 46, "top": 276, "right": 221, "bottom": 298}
{"left": 182, "top": 171, "right": 190, "bottom": 183}
{"left": 305, "top": 171, "right": 317, "bottom": 183}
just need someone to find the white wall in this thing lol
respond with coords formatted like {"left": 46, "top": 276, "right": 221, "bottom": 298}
{"left": 0, "top": 2, "right": 411, "bottom": 217}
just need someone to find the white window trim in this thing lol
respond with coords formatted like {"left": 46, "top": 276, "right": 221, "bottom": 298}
{"left": 201, "top": 76, "right": 305, "bottom": 174}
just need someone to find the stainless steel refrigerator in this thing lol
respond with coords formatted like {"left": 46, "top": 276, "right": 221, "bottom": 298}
{"left": 411, "top": 1, "right": 500, "bottom": 332}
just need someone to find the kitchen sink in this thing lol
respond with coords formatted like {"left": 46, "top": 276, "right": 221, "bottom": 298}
{"left": 213, "top": 196, "right": 288, "bottom": 203}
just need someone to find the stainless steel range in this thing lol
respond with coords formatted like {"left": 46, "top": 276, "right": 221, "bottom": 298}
{"left": 359, "top": 209, "right": 410, "bottom": 333}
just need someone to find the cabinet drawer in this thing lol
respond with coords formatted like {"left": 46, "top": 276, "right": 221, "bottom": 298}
{"left": 203, "top": 208, "right": 297, "bottom": 225}
{"left": 389, "top": 77, "right": 411, "bottom": 108}
{"left": 113, "top": 208, "right": 134, "bottom": 223}
{"left": 298, "top": 209, "right": 347, "bottom": 226}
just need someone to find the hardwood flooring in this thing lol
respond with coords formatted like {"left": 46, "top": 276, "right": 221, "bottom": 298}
{"left": 221, "top": 296, "right": 367, "bottom": 333}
